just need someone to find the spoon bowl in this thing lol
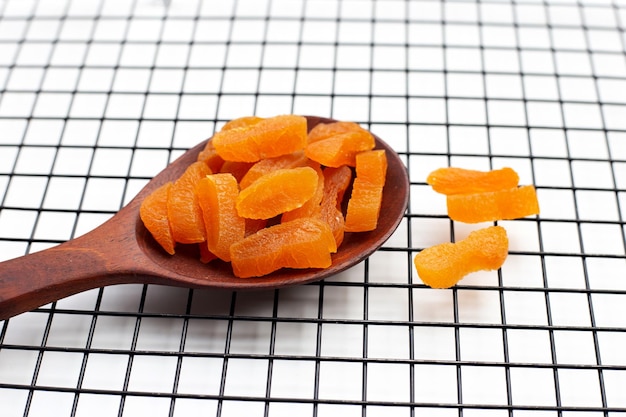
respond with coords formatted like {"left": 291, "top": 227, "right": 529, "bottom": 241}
{"left": 0, "top": 116, "right": 409, "bottom": 320}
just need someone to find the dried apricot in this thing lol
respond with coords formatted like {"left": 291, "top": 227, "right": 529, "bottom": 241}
{"left": 319, "top": 165, "right": 352, "bottom": 246}
{"left": 212, "top": 114, "right": 307, "bottom": 162}
{"left": 221, "top": 116, "right": 264, "bottom": 131}
{"left": 414, "top": 226, "right": 509, "bottom": 289}
{"left": 230, "top": 217, "right": 337, "bottom": 278}
{"left": 281, "top": 162, "right": 325, "bottom": 223}
{"left": 307, "top": 121, "right": 369, "bottom": 143}
{"left": 140, "top": 182, "right": 175, "bottom": 255}
{"left": 167, "top": 161, "right": 211, "bottom": 244}
{"left": 240, "top": 151, "right": 309, "bottom": 189}
{"left": 427, "top": 167, "right": 519, "bottom": 195}
{"left": 345, "top": 150, "right": 387, "bottom": 232}
{"left": 236, "top": 166, "right": 319, "bottom": 220}
{"left": 447, "top": 185, "right": 540, "bottom": 223}
{"left": 196, "top": 173, "right": 245, "bottom": 262}
{"left": 196, "top": 140, "right": 225, "bottom": 173}
{"left": 305, "top": 129, "right": 375, "bottom": 167}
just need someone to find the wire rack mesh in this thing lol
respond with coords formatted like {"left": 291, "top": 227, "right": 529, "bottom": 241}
{"left": 1, "top": 0, "right": 626, "bottom": 415}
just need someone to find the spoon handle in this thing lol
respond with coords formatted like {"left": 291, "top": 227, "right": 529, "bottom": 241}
{"left": 0, "top": 215, "right": 149, "bottom": 321}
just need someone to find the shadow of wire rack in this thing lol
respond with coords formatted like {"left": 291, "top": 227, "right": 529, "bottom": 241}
{"left": 1, "top": 0, "right": 626, "bottom": 416}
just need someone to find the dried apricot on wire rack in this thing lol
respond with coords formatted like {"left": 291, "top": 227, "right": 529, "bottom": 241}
{"left": 236, "top": 166, "right": 319, "bottom": 220}
{"left": 167, "top": 161, "right": 211, "bottom": 244}
{"left": 212, "top": 114, "right": 307, "bottom": 162}
{"left": 140, "top": 182, "right": 176, "bottom": 255}
{"left": 230, "top": 217, "right": 337, "bottom": 278}
{"left": 427, "top": 167, "right": 520, "bottom": 195}
{"left": 196, "top": 173, "right": 245, "bottom": 262}
{"left": 345, "top": 149, "right": 388, "bottom": 232}
{"left": 447, "top": 184, "right": 540, "bottom": 223}
{"left": 414, "top": 226, "right": 509, "bottom": 289}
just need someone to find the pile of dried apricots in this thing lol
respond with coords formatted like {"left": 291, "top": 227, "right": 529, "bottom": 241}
{"left": 140, "top": 115, "right": 387, "bottom": 278}
{"left": 414, "top": 166, "right": 540, "bottom": 288}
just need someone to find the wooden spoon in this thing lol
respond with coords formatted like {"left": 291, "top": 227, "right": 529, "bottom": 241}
{"left": 0, "top": 116, "right": 409, "bottom": 321}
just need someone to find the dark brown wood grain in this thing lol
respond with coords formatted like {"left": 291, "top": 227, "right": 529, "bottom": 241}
{"left": 0, "top": 116, "right": 409, "bottom": 321}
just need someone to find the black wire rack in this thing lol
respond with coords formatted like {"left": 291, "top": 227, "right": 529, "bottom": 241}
{"left": 1, "top": 0, "right": 626, "bottom": 415}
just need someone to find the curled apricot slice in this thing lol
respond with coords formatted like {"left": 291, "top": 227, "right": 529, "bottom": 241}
{"left": 236, "top": 166, "right": 319, "bottom": 220}
{"left": 167, "top": 161, "right": 211, "bottom": 244}
{"left": 196, "top": 173, "right": 245, "bottom": 262}
{"left": 212, "top": 114, "right": 307, "bottom": 162}
{"left": 240, "top": 151, "right": 309, "bottom": 189}
{"left": 230, "top": 217, "right": 337, "bottom": 278}
{"left": 427, "top": 167, "right": 520, "bottom": 195}
{"left": 414, "top": 226, "right": 509, "bottom": 289}
{"left": 140, "top": 182, "right": 175, "bottom": 255}
{"left": 345, "top": 150, "right": 387, "bottom": 232}
{"left": 447, "top": 185, "right": 540, "bottom": 223}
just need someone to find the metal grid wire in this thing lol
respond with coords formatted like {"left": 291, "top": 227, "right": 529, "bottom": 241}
{"left": 1, "top": 0, "right": 626, "bottom": 415}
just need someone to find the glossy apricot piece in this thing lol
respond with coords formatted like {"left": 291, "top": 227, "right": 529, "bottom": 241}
{"left": 427, "top": 167, "right": 520, "bottom": 195}
{"left": 196, "top": 173, "right": 245, "bottom": 262}
{"left": 240, "top": 151, "right": 309, "bottom": 189}
{"left": 139, "top": 182, "right": 175, "bottom": 255}
{"left": 199, "top": 242, "right": 217, "bottom": 264}
{"left": 447, "top": 185, "right": 540, "bottom": 224}
{"left": 230, "top": 217, "right": 337, "bottom": 278}
{"left": 281, "top": 162, "right": 325, "bottom": 223}
{"left": 221, "top": 116, "right": 264, "bottom": 131}
{"left": 345, "top": 150, "right": 387, "bottom": 232}
{"left": 212, "top": 114, "right": 307, "bottom": 162}
{"left": 413, "top": 226, "right": 509, "bottom": 289}
{"left": 307, "top": 121, "right": 368, "bottom": 143}
{"left": 305, "top": 130, "right": 375, "bottom": 168}
{"left": 219, "top": 160, "right": 254, "bottom": 183}
{"left": 236, "top": 166, "right": 319, "bottom": 220}
{"left": 196, "top": 141, "right": 225, "bottom": 173}
{"left": 319, "top": 165, "right": 352, "bottom": 246}
{"left": 167, "top": 161, "right": 211, "bottom": 244}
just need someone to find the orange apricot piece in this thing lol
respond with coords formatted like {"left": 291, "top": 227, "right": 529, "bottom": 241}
{"left": 199, "top": 242, "right": 218, "bottom": 264}
{"left": 240, "top": 151, "right": 309, "bottom": 189}
{"left": 219, "top": 160, "right": 254, "bottom": 183}
{"left": 140, "top": 182, "right": 176, "bottom": 255}
{"left": 307, "top": 121, "right": 369, "bottom": 143}
{"left": 305, "top": 129, "right": 375, "bottom": 168}
{"left": 221, "top": 116, "right": 264, "bottom": 131}
{"left": 236, "top": 166, "right": 319, "bottom": 220}
{"left": 167, "top": 161, "right": 211, "bottom": 244}
{"left": 212, "top": 114, "right": 307, "bottom": 162}
{"left": 196, "top": 141, "right": 225, "bottom": 173}
{"left": 281, "top": 162, "right": 325, "bottom": 223}
{"left": 345, "top": 150, "right": 387, "bottom": 232}
{"left": 447, "top": 185, "right": 540, "bottom": 224}
{"left": 414, "top": 226, "right": 509, "bottom": 289}
{"left": 196, "top": 173, "right": 245, "bottom": 262}
{"left": 230, "top": 217, "right": 337, "bottom": 278}
{"left": 319, "top": 165, "right": 352, "bottom": 246}
{"left": 427, "top": 167, "right": 520, "bottom": 195}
